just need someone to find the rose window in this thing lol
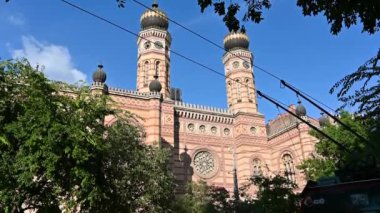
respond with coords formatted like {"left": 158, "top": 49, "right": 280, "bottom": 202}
{"left": 193, "top": 151, "right": 217, "bottom": 178}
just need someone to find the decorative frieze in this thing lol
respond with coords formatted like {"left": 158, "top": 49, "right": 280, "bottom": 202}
{"left": 175, "top": 101, "right": 233, "bottom": 124}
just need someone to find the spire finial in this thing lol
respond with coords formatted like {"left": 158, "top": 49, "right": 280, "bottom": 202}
{"left": 152, "top": 0, "right": 158, "bottom": 7}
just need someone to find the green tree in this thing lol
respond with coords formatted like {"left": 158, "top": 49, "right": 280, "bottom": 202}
{"left": 172, "top": 181, "right": 232, "bottom": 213}
{"left": 0, "top": 59, "right": 175, "bottom": 212}
{"left": 298, "top": 111, "right": 379, "bottom": 181}
{"left": 241, "top": 175, "right": 299, "bottom": 213}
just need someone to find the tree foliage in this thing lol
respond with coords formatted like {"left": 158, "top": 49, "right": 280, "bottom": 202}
{"left": 197, "top": 0, "right": 271, "bottom": 32}
{"left": 175, "top": 175, "right": 299, "bottom": 213}
{"left": 297, "top": 0, "right": 380, "bottom": 35}
{"left": 172, "top": 181, "right": 232, "bottom": 213}
{"left": 195, "top": 0, "right": 380, "bottom": 34}
{"left": 241, "top": 175, "right": 299, "bottom": 213}
{"left": 0, "top": 59, "right": 175, "bottom": 212}
{"left": 298, "top": 111, "right": 380, "bottom": 181}
{"left": 330, "top": 50, "right": 380, "bottom": 119}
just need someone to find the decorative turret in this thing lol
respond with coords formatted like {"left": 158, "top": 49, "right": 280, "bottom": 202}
{"left": 149, "top": 74, "right": 162, "bottom": 92}
{"left": 140, "top": 3, "right": 169, "bottom": 30}
{"left": 91, "top": 64, "right": 108, "bottom": 95}
{"left": 92, "top": 64, "right": 107, "bottom": 83}
{"left": 295, "top": 100, "right": 307, "bottom": 117}
{"left": 137, "top": 2, "right": 171, "bottom": 98}
{"left": 319, "top": 113, "right": 330, "bottom": 127}
{"left": 222, "top": 30, "right": 257, "bottom": 114}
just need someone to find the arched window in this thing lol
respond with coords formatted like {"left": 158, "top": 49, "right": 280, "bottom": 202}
{"left": 236, "top": 79, "right": 241, "bottom": 101}
{"left": 155, "top": 61, "right": 160, "bottom": 76}
{"left": 144, "top": 61, "right": 149, "bottom": 86}
{"left": 245, "top": 79, "right": 252, "bottom": 100}
{"left": 227, "top": 81, "right": 231, "bottom": 97}
{"left": 252, "top": 158, "right": 262, "bottom": 176}
{"left": 282, "top": 154, "right": 296, "bottom": 182}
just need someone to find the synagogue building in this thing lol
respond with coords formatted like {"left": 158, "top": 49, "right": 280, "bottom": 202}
{"left": 90, "top": 2, "right": 319, "bottom": 193}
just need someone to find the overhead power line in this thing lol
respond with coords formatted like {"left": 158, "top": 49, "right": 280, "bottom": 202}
{"left": 281, "top": 80, "right": 372, "bottom": 145}
{"left": 257, "top": 90, "right": 350, "bottom": 153}
{"left": 130, "top": 0, "right": 336, "bottom": 112}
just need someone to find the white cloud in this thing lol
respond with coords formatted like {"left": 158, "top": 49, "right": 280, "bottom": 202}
{"left": 8, "top": 14, "right": 25, "bottom": 26}
{"left": 11, "top": 36, "right": 87, "bottom": 83}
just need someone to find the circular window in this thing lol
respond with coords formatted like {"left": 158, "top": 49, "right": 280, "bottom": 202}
{"left": 154, "top": 41, "right": 163, "bottom": 49}
{"left": 199, "top": 125, "right": 206, "bottom": 133}
{"left": 193, "top": 150, "right": 218, "bottom": 178}
{"left": 224, "top": 128, "right": 230, "bottom": 135}
{"left": 232, "top": 61, "right": 239, "bottom": 68}
{"left": 143, "top": 41, "right": 151, "bottom": 49}
{"left": 211, "top": 126, "right": 217, "bottom": 134}
{"left": 188, "top": 123, "right": 195, "bottom": 132}
{"left": 250, "top": 127, "right": 257, "bottom": 134}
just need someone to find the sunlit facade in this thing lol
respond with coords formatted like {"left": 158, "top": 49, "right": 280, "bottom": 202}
{"left": 91, "top": 3, "right": 319, "bottom": 194}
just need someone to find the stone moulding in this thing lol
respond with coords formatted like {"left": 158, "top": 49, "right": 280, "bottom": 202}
{"left": 174, "top": 101, "right": 234, "bottom": 124}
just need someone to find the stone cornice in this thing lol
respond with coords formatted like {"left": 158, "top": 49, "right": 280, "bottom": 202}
{"left": 137, "top": 29, "right": 172, "bottom": 44}
{"left": 174, "top": 101, "right": 233, "bottom": 124}
{"left": 223, "top": 49, "right": 252, "bottom": 63}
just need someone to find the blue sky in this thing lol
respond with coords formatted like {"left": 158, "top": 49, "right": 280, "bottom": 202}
{"left": 1, "top": 0, "right": 379, "bottom": 121}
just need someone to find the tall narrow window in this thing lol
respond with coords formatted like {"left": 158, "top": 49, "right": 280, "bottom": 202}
{"left": 166, "top": 64, "right": 169, "bottom": 88}
{"left": 282, "top": 154, "right": 295, "bottom": 182}
{"left": 236, "top": 79, "right": 241, "bottom": 101}
{"left": 252, "top": 159, "right": 262, "bottom": 176}
{"left": 155, "top": 61, "right": 160, "bottom": 76}
{"left": 227, "top": 81, "right": 232, "bottom": 106}
{"left": 144, "top": 61, "right": 149, "bottom": 86}
{"left": 246, "top": 79, "right": 252, "bottom": 100}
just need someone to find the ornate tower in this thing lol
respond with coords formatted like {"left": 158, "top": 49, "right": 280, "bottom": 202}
{"left": 137, "top": 2, "right": 171, "bottom": 98}
{"left": 223, "top": 31, "right": 258, "bottom": 114}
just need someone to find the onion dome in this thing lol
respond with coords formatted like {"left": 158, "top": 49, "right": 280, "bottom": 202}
{"left": 149, "top": 75, "right": 162, "bottom": 92}
{"left": 224, "top": 31, "right": 249, "bottom": 51}
{"left": 92, "top": 64, "right": 107, "bottom": 83}
{"left": 140, "top": 3, "right": 169, "bottom": 30}
{"left": 295, "top": 100, "right": 307, "bottom": 117}
{"left": 319, "top": 113, "right": 330, "bottom": 127}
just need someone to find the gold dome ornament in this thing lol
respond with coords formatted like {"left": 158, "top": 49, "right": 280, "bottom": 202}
{"left": 140, "top": 2, "right": 169, "bottom": 30}
{"left": 223, "top": 30, "right": 249, "bottom": 51}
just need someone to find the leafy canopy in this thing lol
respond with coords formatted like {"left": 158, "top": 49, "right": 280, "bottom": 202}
{"left": 298, "top": 111, "right": 380, "bottom": 181}
{"left": 172, "top": 181, "right": 232, "bottom": 213}
{"left": 0, "top": 59, "right": 175, "bottom": 212}
{"left": 240, "top": 174, "right": 299, "bottom": 213}
{"left": 195, "top": 0, "right": 379, "bottom": 34}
